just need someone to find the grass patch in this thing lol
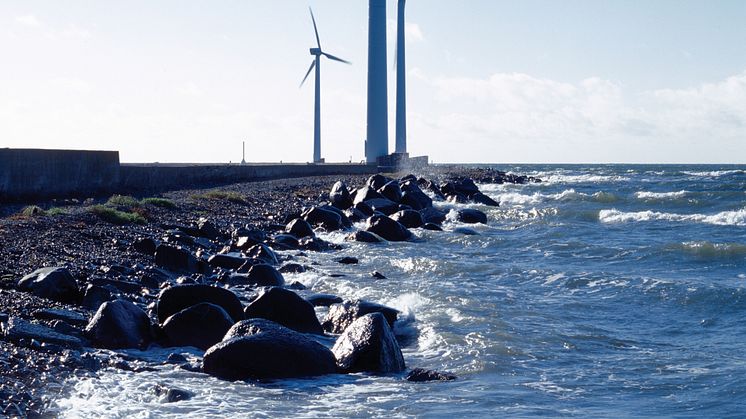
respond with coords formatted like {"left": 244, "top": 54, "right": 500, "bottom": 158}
{"left": 191, "top": 190, "right": 246, "bottom": 204}
{"left": 140, "top": 197, "right": 176, "bottom": 209}
{"left": 106, "top": 195, "right": 139, "bottom": 208}
{"left": 46, "top": 207, "right": 69, "bottom": 216}
{"left": 89, "top": 205, "right": 146, "bottom": 225}
{"left": 20, "top": 205, "right": 46, "bottom": 217}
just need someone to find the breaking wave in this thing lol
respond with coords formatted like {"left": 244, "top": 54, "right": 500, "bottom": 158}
{"left": 635, "top": 190, "right": 690, "bottom": 200}
{"left": 668, "top": 241, "right": 746, "bottom": 260}
{"left": 682, "top": 170, "right": 745, "bottom": 177}
{"left": 599, "top": 208, "right": 746, "bottom": 226}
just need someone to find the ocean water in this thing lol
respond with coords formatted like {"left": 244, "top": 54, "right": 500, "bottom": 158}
{"left": 54, "top": 164, "right": 746, "bottom": 418}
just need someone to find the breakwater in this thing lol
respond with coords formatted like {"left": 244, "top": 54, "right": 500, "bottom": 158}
{"left": 0, "top": 149, "right": 378, "bottom": 202}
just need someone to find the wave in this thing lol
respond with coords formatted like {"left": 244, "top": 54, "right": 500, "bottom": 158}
{"left": 492, "top": 189, "right": 618, "bottom": 206}
{"left": 599, "top": 208, "right": 746, "bottom": 226}
{"left": 668, "top": 241, "right": 746, "bottom": 259}
{"left": 539, "top": 174, "right": 630, "bottom": 184}
{"left": 634, "top": 190, "right": 690, "bottom": 200}
{"left": 682, "top": 170, "right": 745, "bottom": 177}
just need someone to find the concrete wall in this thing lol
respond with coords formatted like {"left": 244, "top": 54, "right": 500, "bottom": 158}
{"left": 0, "top": 148, "right": 120, "bottom": 202}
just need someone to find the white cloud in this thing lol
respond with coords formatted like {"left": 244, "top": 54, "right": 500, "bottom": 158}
{"left": 15, "top": 15, "right": 42, "bottom": 27}
{"left": 405, "top": 22, "right": 424, "bottom": 42}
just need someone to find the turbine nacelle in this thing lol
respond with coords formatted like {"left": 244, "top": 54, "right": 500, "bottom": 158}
{"left": 310, "top": 47, "right": 322, "bottom": 56}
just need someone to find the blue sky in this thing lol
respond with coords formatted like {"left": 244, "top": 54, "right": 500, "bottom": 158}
{"left": 1, "top": 0, "right": 745, "bottom": 163}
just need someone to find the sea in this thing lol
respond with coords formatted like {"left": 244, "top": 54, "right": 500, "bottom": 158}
{"left": 54, "top": 164, "right": 746, "bottom": 418}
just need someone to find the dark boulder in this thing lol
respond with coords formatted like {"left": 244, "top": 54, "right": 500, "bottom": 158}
{"left": 344, "top": 207, "right": 368, "bottom": 222}
{"left": 155, "top": 245, "right": 200, "bottom": 273}
{"left": 406, "top": 368, "right": 457, "bottom": 382}
{"left": 207, "top": 254, "right": 247, "bottom": 270}
{"left": 453, "top": 227, "right": 479, "bottom": 235}
{"left": 422, "top": 223, "right": 443, "bottom": 231}
{"left": 329, "top": 181, "right": 353, "bottom": 210}
{"left": 470, "top": 192, "right": 499, "bottom": 207}
{"left": 332, "top": 313, "right": 405, "bottom": 373}
{"left": 244, "top": 287, "right": 323, "bottom": 334}
{"left": 322, "top": 299, "right": 399, "bottom": 334}
{"left": 456, "top": 208, "right": 488, "bottom": 224}
{"left": 162, "top": 302, "right": 234, "bottom": 350}
{"left": 352, "top": 186, "right": 384, "bottom": 205}
{"left": 371, "top": 271, "right": 387, "bottom": 279}
{"left": 366, "top": 174, "right": 391, "bottom": 190}
{"left": 228, "top": 264, "right": 285, "bottom": 287}
{"left": 234, "top": 229, "right": 267, "bottom": 250}
{"left": 153, "top": 384, "right": 194, "bottom": 403}
{"left": 245, "top": 244, "right": 278, "bottom": 265}
{"left": 364, "top": 198, "right": 399, "bottom": 215}
{"left": 17, "top": 267, "right": 79, "bottom": 303}
{"left": 391, "top": 210, "right": 424, "bottom": 228}
{"left": 285, "top": 218, "right": 315, "bottom": 238}
{"left": 420, "top": 207, "right": 447, "bottom": 225}
{"left": 298, "top": 236, "right": 338, "bottom": 252}
{"left": 3, "top": 316, "right": 83, "bottom": 349}
{"left": 336, "top": 256, "right": 359, "bottom": 265}
{"left": 306, "top": 293, "right": 343, "bottom": 307}
{"left": 133, "top": 237, "right": 158, "bottom": 255}
{"left": 82, "top": 284, "right": 113, "bottom": 310}
{"left": 85, "top": 299, "right": 151, "bottom": 349}
{"left": 197, "top": 218, "right": 221, "bottom": 240}
{"left": 278, "top": 263, "right": 307, "bottom": 274}
{"left": 366, "top": 215, "right": 412, "bottom": 242}
{"left": 446, "top": 193, "right": 470, "bottom": 204}
{"left": 378, "top": 181, "right": 403, "bottom": 203}
{"left": 203, "top": 319, "right": 336, "bottom": 380}
{"left": 348, "top": 230, "right": 384, "bottom": 243}
{"left": 353, "top": 201, "right": 374, "bottom": 217}
{"left": 157, "top": 284, "right": 244, "bottom": 323}
{"left": 303, "top": 207, "right": 343, "bottom": 231}
{"left": 319, "top": 205, "right": 353, "bottom": 228}
{"left": 453, "top": 178, "right": 480, "bottom": 196}
{"left": 271, "top": 234, "right": 300, "bottom": 250}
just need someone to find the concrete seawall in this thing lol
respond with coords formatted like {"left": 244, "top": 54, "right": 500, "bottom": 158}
{"left": 1, "top": 148, "right": 379, "bottom": 202}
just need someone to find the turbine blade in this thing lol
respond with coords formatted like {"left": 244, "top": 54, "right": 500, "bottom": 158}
{"left": 309, "top": 7, "right": 321, "bottom": 49}
{"left": 322, "top": 52, "right": 351, "bottom": 65}
{"left": 300, "top": 60, "right": 316, "bottom": 87}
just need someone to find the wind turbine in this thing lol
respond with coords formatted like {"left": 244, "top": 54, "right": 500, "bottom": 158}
{"left": 300, "top": 7, "right": 351, "bottom": 163}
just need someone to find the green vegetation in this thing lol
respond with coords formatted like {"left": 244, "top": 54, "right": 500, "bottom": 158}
{"left": 191, "top": 190, "right": 246, "bottom": 204}
{"left": 20, "top": 205, "right": 45, "bottom": 217}
{"left": 106, "top": 194, "right": 139, "bottom": 208}
{"left": 46, "top": 207, "right": 69, "bottom": 216}
{"left": 140, "top": 197, "right": 176, "bottom": 208}
{"left": 88, "top": 205, "right": 146, "bottom": 225}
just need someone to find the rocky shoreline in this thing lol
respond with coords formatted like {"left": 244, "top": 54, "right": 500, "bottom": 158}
{"left": 0, "top": 167, "right": 538, "bottom": 417}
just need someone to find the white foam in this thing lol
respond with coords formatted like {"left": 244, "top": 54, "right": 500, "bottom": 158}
{"left": 682, "top": 170, "right": 744, "bottom": 177}
{"left": 599, "top": 208, "right": 746, "bottom": 226}
{"left": 635, "top": 190, "right": 690, "bottom": 200}
{"left": 539, "top": 174, "right": 630, "bottom": 184}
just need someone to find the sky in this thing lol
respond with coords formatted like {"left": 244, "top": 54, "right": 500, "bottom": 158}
{"left": 1, "top": 0, "right": 745, "bottom": 164}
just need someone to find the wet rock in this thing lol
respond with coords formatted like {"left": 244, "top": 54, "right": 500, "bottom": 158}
{"left": 228, "top": 264, "right": 285, "bottom": 287}
{"left": 243, "top": 287, "right": 323, "bottom": 334}
{"left": 245, "top": 244, "right": 278, "bottom": 265}
{"left": 287, "top": 281, "right": 306, "bottom": 290}
{"left": 166, "top": 353, "right": 188, "bottom": 364}
{"left": 306, "top": 293, "right": 343, "bottom": 307}
{"left": 336, "top": 256, "right": 359, "bottom": 265}
{"left": 329, "top": 181, "right": 353, "bottom": 210}
{"left": 349, "top": 230, "right": 384, "bottom": 243}
{"left": 420, "top": 207, "right": 447, "bottom": 225}
{"left": 366, "top": 215, "right": 412, "bottom": 242}
{"left": 344, "top": 207, "right": 368, "bottom": 222}
{"left": 319, "top": 205, "right": 353, "bottom": 228}
{"left": 322, "top": 299, "right": 399, "bottom": 334}
{"left": 204, "top": 319, "right": 336, "bottom": 380}
{"left": 132, "top": 237, "right": 158, "bottom": 255}
{"left": 364, "top": 198, "right": 399, "bottom": 216}
{"left": 197, "top": 218, "right": 221, "bottom": 240}
{"left": 352, "top": 186, "right": 384, "bottom": 205}
{"left": 234, "top": 229, "right": 267, "bottom": 250}
{"left": 157, "top": 284, "right": 244, "bottom": 323}
{"left": 2, "top": 317, "right": 83, "bottom": 349}
{"left": 278, "top": 263, "right": 307, "bottom": 274}
{"left": 153, "top": 384, "right": 194, "bottom": 403}
{"left": 391, "top": 210, "right": 425, "bottom": 229}
{"left": 82, "top": 284, "right": 113, "bottom": 310}
{"left": 32, "top": 309, "right": 87, "bottom": 326}
{"left": 303, "top": 207, "right": 343, "bottom": 231}
{"left": 155, "top": 245, "right": 200, "bottom": 273}
{"left": 453, "top": 178, "right": 480, "bottom": 196}
{"left": 456, "top": 208, "right": 488, "bottom": 224}
{"left": 400, "top": 185, "right": 433, "bottom": 210}
{"left": 207, "top": 254, "right": 247, "bottom": 270}
{"left": 422, "top": 223, "right": 443, "bottom": 231}
{"left": 353, "top": 201, "right": 374, "bottom": 217}
{"left": 332, "top": 313, "right": 405, "bottom": 373}
{"left": 378, "top": 181, "right": 403, "bottom": 203}
{"left": 162, "top": 302, "right": 234, "bottom": 350}
{"left": 285, "top": 218, "right": 315, "bottom": 238}
{"left": 453, "top": 227, "right": 479, "bottom": 235}
{"left": 85, "top": 299, "right": 151, "bottom": 350}
{"left": 17, "top": 267, "right": 79, "bottom": 303}
{"left": 366, "top": 174, "right": 391, "bottom": 190}
{"left": 446, "top": 193, "right": 470, "bottom": 204}
{"left": 298, "top": 236, "right": 338, "bottom": 252}
{"left": 371, "top": 271, "right": 387, "bottom": 279}
{"left": 470, "top": 192, "right": 499, "bottom": 207}
{"left": 406, "top": 368, "right": 457, "bottom": 382}
{"left": 271, "top": 234, "right": 300, "bottom": 250}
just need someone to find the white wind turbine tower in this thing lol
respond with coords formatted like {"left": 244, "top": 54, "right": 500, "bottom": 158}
{"left": 300, "top": 7, "right": 351, "bottom": 163}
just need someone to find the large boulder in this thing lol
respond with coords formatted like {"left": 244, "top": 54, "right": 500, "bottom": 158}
{"left": 162, "top": 302, "right": 234, "bottom": 350}
{"left": 285, "top": 218, "right": 315, "bottom": 238}
{"left": 270, "top": 234, "right": 300, "bottom": 250}
{"left": 391, "top": 210, "right": 424, "bottom": 229}
{"left": 329, "top": 181, "right": 353, "bottom": 210}
{"left": 3, "top": 317, "right": 83, "bottom": 349}
{"left": 364, "top": 198, "right": 400, "bottom": 216}
{"left": 366, "top": 174, "right": 391, "bottom": 190}
{"left": 353, "top": 202, "right": 374, "bottom": 217}
{"left": 420, "top": 207, "right": 447, "bottom": 225}
{"left": 365, "top": 215, "right": 412, "bottom": 242}
{"left": 155, "top": 245, "right": 200, "bottom": 273}
{"left": 456, "top": 208, "right": 488, "bottom": 224}
{"left": 207, "top": 254, "right": 247, "bottom": 270}
{"left": 303, "top": 207, "right": 343, "bottom": 231}
{"left": 157, "top": 284, "right": 244, "bottom": 323}
{"left": 319, "top": 205, "right": 353, "bottom": 228}
{"left": 244, "top": 287, "right": 323, "bottom": 334}
{"left": 453, "top": 178, "right": 480, "bottom": 196}
{"left": 348, "top": 230, "right": 384, "bottom": 243}
{"left": 470, "top": 192, "right": 499, "bottom": 207}
{"left": 196, "top": 218, "right": 221, "bottom": 240}
{"left": 234, "top": 229, "right": 267, "bottom": 250}
{"left": 378, "top": 181, "right": 403, "bottom": 203}
{"left": 332, "top": 313, "right": 405, "bottom": 373}
{"left": 17, "top": 267, "right": 79, "bottom": 303}
{"left": 85, "top": 300, "right": 151, "bottom": 349}
{"left": 203, "top": 319, "right": 336, "bottom": 380}
{"left": 228, "top": 264, "right": 285, "bottom": 287}
{"left": 352, "top": 186, "right": 384, "bottom": 205}
{"left": 245, "top": 244, "right": 278, "bottom": 265}
{"left": 322, "top": 300, "right": 399, "bottom": 334}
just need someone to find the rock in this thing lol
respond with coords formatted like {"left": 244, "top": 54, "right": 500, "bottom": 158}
{"left": 271, "top": 234, "right": 300, "bottom": 250}
{"left": 322, "top": 300, "right": 399, "bottom": 334}
{"left": 422, "top": 223, "right": 443, "bottom": 231}
{"left": 470, "top": 192, "right": 499, "bottom": 207}
{"left": 166, "top": 353, "right": 188, "bottom": 364}
{"left": 197, "top": 218, "right": 221, "bottom": 240}
{"left": 353, "top": 202, "right": 374, "bottom": 217}
{"left": 245, "top": 244, "right": 278, "bottom": 265}
{"left": 153, "top": 384, "right": 194, "bottom": 403}
{"left": 329, "top": 181, "right": 353, "bottom": 210}
{"left": 133, "top": 237, "right": 158, "bottom": 255}
{"left": 278, "top": 263, "right": 307, "bottom": 274}
{"left": 344, "top": 207, "right": 368, "bottom": 222}
{"left": 371, "top": 271, "right": 387, "bottom": 279}
{"left": 366, "top": 174, "right": 390, "bottom": 190}
{"left": 155, "top": 245, "right": 200, "bottom": 273}
{"left": 298, "top": 236, "right": 338, "bottom": 252}
{"left": 162, "top": 302, "right": 234, "bottom": 350}
{"left": 456, "top": 208, "right": 488, "bottom": 224}
{"left": 400, "top": 182, "right": 433, "bottom": 210}
{"left": 207, "top": 254, "right": 247, "bottom": 270}
{"left": 157, "top": 284, "right": 244, "bottom": 323}
{"left": 306, "top": 293, "right": 343, "bottom": 307}
{"left": 243, "top": 287, "right": 323, "bottom": 334}
{"left": 228, "top": 264, "right": 285, "bottom": 287}
{"left": 17, "top": 267, "right": 79, "bottom": 303}
{"left": 349, "top": 230, "right": 384, "bottom": 243}
{"left": 203, "top": 319, "right": 336, "bottom": 380}
{"left": 303, "top": 207, "right": 343, "bottom": 231}
{"left": 32, "top": 309, "right": 87, "bottom": 326}
{"left": 453, "top": 227, "right": 479, "bottom": 235}
{"left": 420, "top": 207, "right": 447, "bottom": 225}
{"left": 378, "top": 181, "right": 403, "bottom": 203}
{"left": 285, "top": 218, "right": 315, "bottom": 238}
{"left": 234, "top": 229, "right": 267, "bottom": 250}
{"left": 332, "top": 313, "right": 405, "bottom": 373}
{"left": 318, "top": 205, "right": 353, "bottom": 228}
{"left": 453, "top": 178, "right": 480, "bottom": 196}
{"left": 401, "top": 174, "right": 417, "bottom": 183}
{"left": 364, "top": 198, "right": 399, "bottom": 216}
{"left": 366, "top": 215, "right": 412, "bottom": 242}
{"left": 2, "top": 317, "right": 83, "bottom": 349}
{"left": 391, "top": 210, "right": 424, "bottom": 228}
{"left": 405, "top": 368, "right": 457, "bottom": 382}
{"left": 82, "top": 284, "right": 113, "bottom": 310}
{"left": 352, "top": 186, "right": 384, "bottom": 205}
{"left": 85, "top": 300, "right": 151, "bottom": 349}
{"left": 446, "top": 193, "right": 469, "bottom": 204}
{"left": 336, "top": 256, "right": 359, "bottom": 265}
{"left": 287, "top": 281, "right": 306, "bottom": 290}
